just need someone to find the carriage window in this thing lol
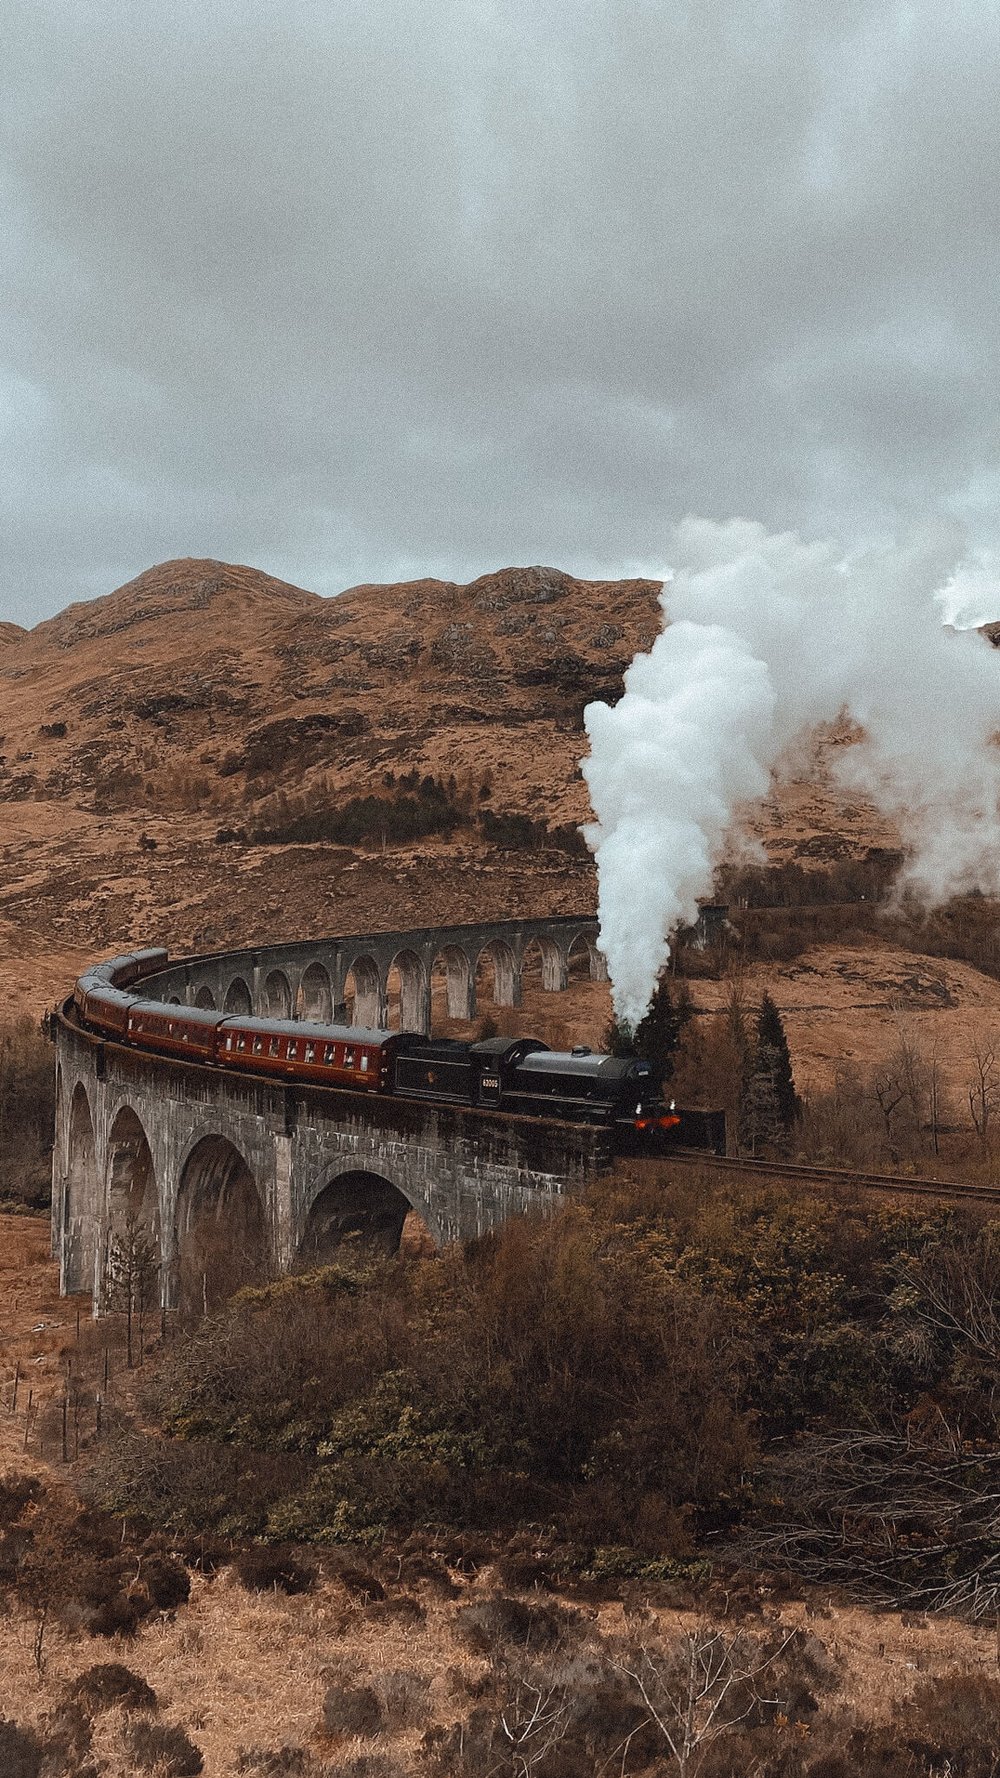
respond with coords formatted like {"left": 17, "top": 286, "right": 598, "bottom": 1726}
{"left": 305, "top": 1043, "right": 316, "bottom": 1063}
{"left": 345, "top": 1049, "right": 355, "bottom": 1068}
{"left": 269, "top": 1037, "right": 280, "bottom": 1056}
{"left": 253, "top": 1036, "right": 264, "bottom": 1054}
{"left": 360, "top": 1054, "right": 369, "bottom": 1071}
{"left": 237, "top": 1035, "right": 246, "bottom": 1052}
{"left": 287, "top": 1041, "right": 299, "bottom": 1059}
{"left": 224, "top": 1035, "right": 233, "bottom": 1050}
{"left": 324, "top": 1045, "right": 335, "bottom": 1064}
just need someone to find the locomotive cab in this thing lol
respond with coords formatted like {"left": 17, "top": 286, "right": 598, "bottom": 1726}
{"left": 391, "top": 1035, "right": 549, "bottom": 1107}
{"left": 469, "top": 1036, "right": 548, "bottom": 1106}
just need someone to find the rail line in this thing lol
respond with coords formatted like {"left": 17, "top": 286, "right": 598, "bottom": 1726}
{"left": 642, "top": 1148, "right": 1000, "bottom": 1207}
{"left": 65, "top": 997, "right": 1000, "bottom": 1211}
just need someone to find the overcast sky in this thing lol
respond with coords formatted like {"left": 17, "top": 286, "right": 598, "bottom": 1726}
{"left": 2, "top": 0, "right": 999, "bottom": 626}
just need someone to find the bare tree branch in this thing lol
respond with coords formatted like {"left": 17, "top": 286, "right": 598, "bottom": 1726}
{"left": 617, "top": 1623, "right": 798, "bottom": 1776}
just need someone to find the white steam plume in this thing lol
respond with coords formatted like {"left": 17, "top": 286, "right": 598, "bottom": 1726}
{"left": 582, "top": 519, "right": 1000, "bottom": 1025}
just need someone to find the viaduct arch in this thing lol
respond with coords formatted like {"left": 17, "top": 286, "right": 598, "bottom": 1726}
{"left": 136, "top": 913, "right": 608, "bottom": 1034}
{"left": 52, "top": 914, "right": 621, "bottom": 1316}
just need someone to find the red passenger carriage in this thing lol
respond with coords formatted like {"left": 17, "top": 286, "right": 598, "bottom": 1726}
{"left": 216, "top": 1018, "right": 398, "bottom": 1090}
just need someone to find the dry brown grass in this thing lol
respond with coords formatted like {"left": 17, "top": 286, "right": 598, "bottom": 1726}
{"left": 0, "top": 1213, "right": 89, "bottom": 1474}
{"left": 0, "top": 1564, "right": 995, "bottom": 1774}
{"left": 0, "top": 1218, "right": 996, "bottom": 1771}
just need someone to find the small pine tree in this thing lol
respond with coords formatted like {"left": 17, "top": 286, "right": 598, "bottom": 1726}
{"left": 603, "top": 1016, "right": 637, "bottom": 1058}
{"left": 632, "top": 975, "right": 692, "bottom": 1089}
{"left": 738, "top": 1040, "right": 785, "bottom": 1156}
{"left": 756, "top": 993, "right": 801, "bottom": 1129}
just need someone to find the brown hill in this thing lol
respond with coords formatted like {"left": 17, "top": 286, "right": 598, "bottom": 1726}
{"left": 0, "top": 559, "right": 666, "bottom": 1009}
{"left": 5, "top": 553, "right": 1000, "bottom": 1169}
{"left": 0, "top": 555, "right": 900, "bottom": 1018}
{"left": 0, "top": 557, "right": 658, "bottom": 820}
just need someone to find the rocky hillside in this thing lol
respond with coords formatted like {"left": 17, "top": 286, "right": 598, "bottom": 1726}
{"left": 0, "top": 559, "right": 660, "bottom": 823}
{"left": 0, "top": 556, "right": 899, "bottom": 1016}
{"left": 0, "top": 560, "right": 665, "bottom": 1011}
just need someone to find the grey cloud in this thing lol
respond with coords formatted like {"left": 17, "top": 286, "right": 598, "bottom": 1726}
{"left": 2, "top": 0, "right": 1000, "bottom": 622}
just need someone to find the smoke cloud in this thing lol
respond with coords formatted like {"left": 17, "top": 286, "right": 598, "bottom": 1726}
{"left": 582, "top": 519, "right": 1000, "bottom": 1024}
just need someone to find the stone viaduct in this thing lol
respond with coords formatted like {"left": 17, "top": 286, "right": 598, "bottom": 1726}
{"left": 141, "top": 912, "right": 608, "bottom": 1031}
{"left": 52, "top": 915, "right": 618, "bottom": 1318}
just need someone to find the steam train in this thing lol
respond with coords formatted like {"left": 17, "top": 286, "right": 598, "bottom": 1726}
{"left": 71, "top": 948, "right": 724, "bottom": 1154}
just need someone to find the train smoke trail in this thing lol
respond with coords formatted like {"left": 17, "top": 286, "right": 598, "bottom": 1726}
{"left": 582, "top": 519, "right": 1000, "bottom": 1025}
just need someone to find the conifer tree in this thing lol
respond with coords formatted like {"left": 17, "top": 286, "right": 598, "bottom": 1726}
{"left": 603, "top": 1015, "right": 637, "bottom": 1058}
{"left": 755, "top": 992, "right": 801, "bottom": 1129}
{"left": 632, "top": 975, "right": 693, "bottom": 1089}
{"left": 737, "top": 995, "right": 800, "bottom": 1156}
{"left": 738, "top": 1041, "right": 784, "bottom": 1156}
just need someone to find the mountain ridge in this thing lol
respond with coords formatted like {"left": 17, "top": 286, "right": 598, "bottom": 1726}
{"left": 0, "top": 557, "right": 663, "bottom": 1013}
{"left": 0, "top": 555, "right": 901, "bottom": 1019}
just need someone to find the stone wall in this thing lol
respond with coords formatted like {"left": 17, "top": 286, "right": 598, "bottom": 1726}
{"left": 54, "top": 1009, "right": 612, "bottom": 1314}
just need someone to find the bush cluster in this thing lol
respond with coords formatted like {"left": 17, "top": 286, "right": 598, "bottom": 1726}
{"left": 213, "top": 769, "right": 589, "bottom": 855}
{"left": 252, "top": 781, "right": 462, "bottom": 847}
{"left": 87, "top": 1204, "right": 751, "bottom": 1551}
{"left": 3, "top": 1618, "right": 999, "bottom": 1778}
{"left": 719, "top": 851, "right": 904, "bottom": 911}
{"left": 0, "top": 1477, "right": 190, "bottom": 1659}
{"left": 0, "top": 1650, "right": 200, "bottom": 1775}
{"left": 81, "top": 1171, "right": 1000, "bottom": 1620}
{"left": 477, "top": 808, "right": 588, "bottom": 855}
{"left": 713, "top": 857, "right": 1000, "bottom": 985}
{"left": 237, "top": 1616, "right": 1000, "bottom": 1778}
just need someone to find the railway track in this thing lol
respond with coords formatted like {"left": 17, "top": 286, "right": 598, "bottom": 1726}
{"left": 645, "top": 1148, "right": 1000, "bottom": 1207}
